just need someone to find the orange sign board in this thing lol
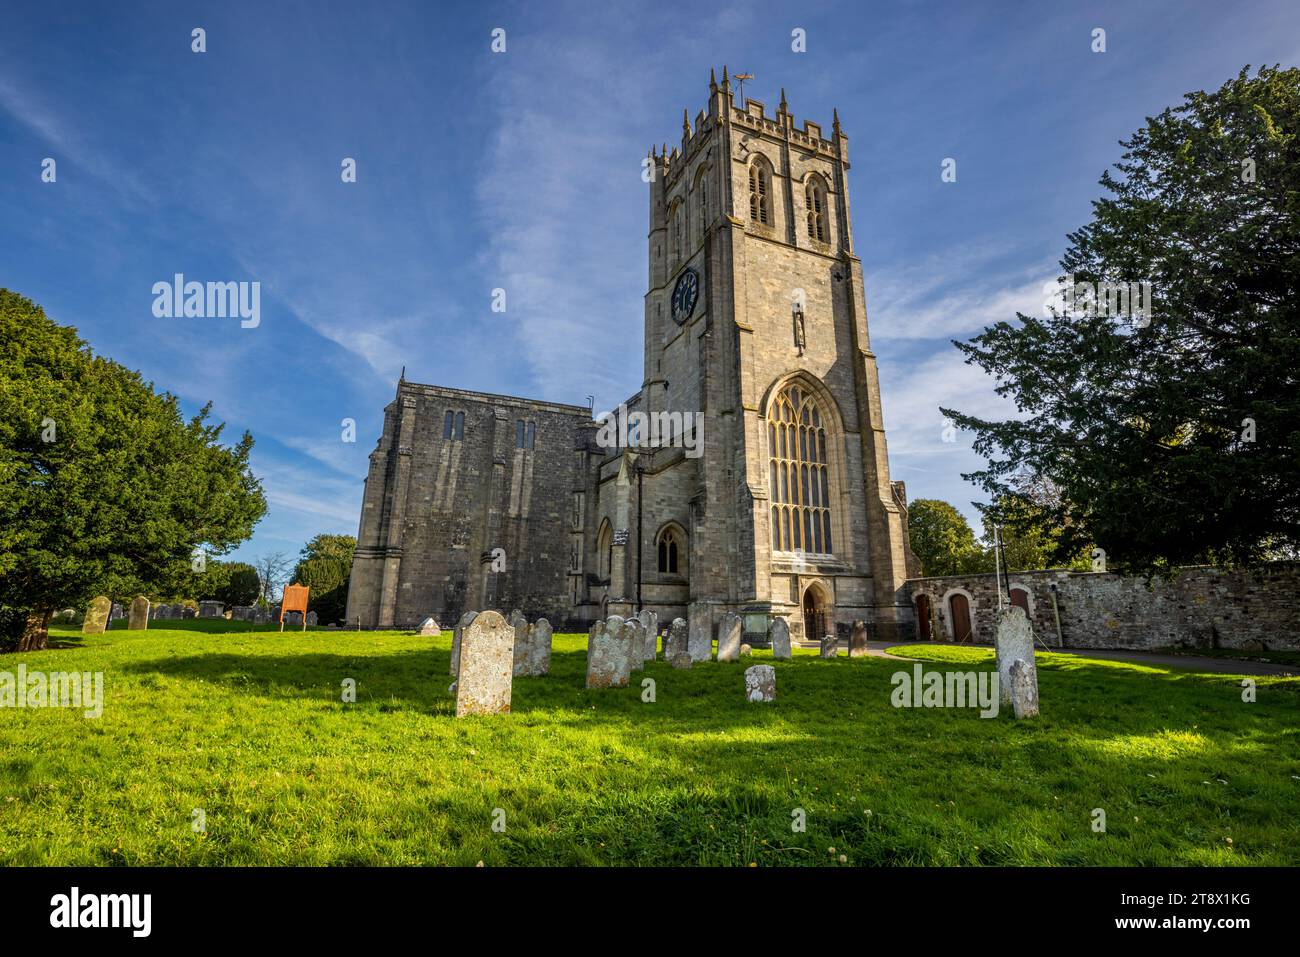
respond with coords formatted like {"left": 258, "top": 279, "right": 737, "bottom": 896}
{"left": 280, "top": 583, "right": 310, "bottom": 632}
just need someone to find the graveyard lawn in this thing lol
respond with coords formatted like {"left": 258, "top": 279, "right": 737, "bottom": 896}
{"left": 1, "top": 626, "right": 1296, "bottom": 866}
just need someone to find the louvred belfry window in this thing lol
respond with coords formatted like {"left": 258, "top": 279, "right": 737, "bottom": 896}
{"left": 769, "top": 384, "right": 832, "bottom": 554}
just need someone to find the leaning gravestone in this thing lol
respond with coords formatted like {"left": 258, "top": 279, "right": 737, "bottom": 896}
{"left": 450, "top": 611, "right": 478, "bottom": 676}
{"left": 995, "top": 607, "right": 1036, "bottom": 708}
{"left": 418, "top": 616, "right": 441, "bottom": 636}
{"left": 688, "top": 613, "right": 713, "bottom": 662}
{"left": 527, "top": 618, "right": 552, "bottom": 676}
{"left": 1008, "top": 658, "right": 1039, "bottom": 719}
{"left": 717, "top": 613, "right": 743, "bottom": 662}
{"left": 128, "top": 596, "right": 150, "bottom": 630}
{"left": 586, "top": 616, "right": 631, "bottom": 688}
{"left": 745, "top": 665, "right": 776, "bottom": 702}
{"left": 82, "top": 596, "right": 111, "bottom": 635}
{"left": 849, "top": 620, "right": 870, "bottom": 657}
{"left": 770, "top": 618, "right": 791, "bottom": 660}
{"left": 666, "top": 618, "right": 688, "bottom": 659}
{"left": 819, "top": 636, "right": 838, "bottom": 658}
{"left": 455, "top": 610, "right": 514, "bottom": 717}
{"left": 510, "top": 610, "right": 530, "bottom": 677}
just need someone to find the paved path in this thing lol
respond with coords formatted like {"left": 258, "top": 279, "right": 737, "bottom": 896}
{"left": 868, "top": 640, "right": 1297, "bottom": 677}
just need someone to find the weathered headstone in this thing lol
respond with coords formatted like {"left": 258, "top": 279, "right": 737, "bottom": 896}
{"left": 717, "top": 613, "right": 743, "bottom": 662}
{"left": 745, "top": 664, "right": 776, "bottom": 702}
{"left": 819, "top": 636, "right": 837, "bottom": 658}
{"left": 510, "top": 610, "right": 530, "bottom": 677}
{"left": 450, "top": 611, "right": 478, "bottom": 676}
{"left": 740, "top": 643, "right": 752, "bottom": 656}
{"left": 625, "top": 619, "right": 646, "bottom": 671}
{"left": 82, "top": 596, "right": 111, "bottom": 635}
{"left": 198, "top": 601, "right": 224, "bottom": 619}
{"left": 128, "top": 596, "right": 150, "bottom": 630}
{"left": 666, "top": 618, "right": 688, "bottom": 659}
{"left": 995, "top": 607, "right": 1035, "bottom": 707}
{"left": 637, "top": 610, "right": 657, "bottom": 660}
{"left": 670, "top": 652, "right": 692, "bottom": 669}
{"left": 528, "top": 618, "right": 552, "bottom": 676}
{"left": 455, "top": 610, "right": 514, "bottom": 717}
{"left": 182, "top": 606, "right": 196, "bottom": 619}
{"left": 688, "top": 612, "right": 712, "bottom": 662}
{"left": 306, "top": 611, "right": 318, "bottom": 626}
{"left": 110, "top": 602, "right": 124, "bottom": 621}
{"left": 849, "top": 620, "right": 870, "bottom": 657}
{"left": 418, "top": 616, "right": 441, "bottom": 636}
{"left": 586, "top": 616, "right": 632, "bottom": 688}
{"left": 1008, "top": 658, "right": 1039, "bottom": 719}
{"left": 770, "top": 618, "right": 791, "bottom": 660}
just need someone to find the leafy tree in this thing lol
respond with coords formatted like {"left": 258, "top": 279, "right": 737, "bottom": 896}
{"left": 0, "top": 291, "right": 267, "bottom": 651}
{"left": 943, "top": 66, "right": 1300, "bottom": 574}
{"left": 293, "top": 534, "right": 356, "bottom": 624}
{"left": 907, "top": 499, "right": 982, "bottom": 576}
{"left": 218, "top": 562, "right": 262, "bottom": 607}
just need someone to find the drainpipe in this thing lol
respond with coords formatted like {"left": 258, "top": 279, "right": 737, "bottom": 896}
{"left": 635, "top": 457, "right": 644, "bottom": 613}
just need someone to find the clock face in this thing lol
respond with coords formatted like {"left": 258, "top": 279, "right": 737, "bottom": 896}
{"left": 671, "top": 268, "right": 699, "bottom": 325}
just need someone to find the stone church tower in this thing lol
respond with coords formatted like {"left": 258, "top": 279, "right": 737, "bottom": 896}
{"left": 345, "top": 70, "right": 918, "bottom": 642}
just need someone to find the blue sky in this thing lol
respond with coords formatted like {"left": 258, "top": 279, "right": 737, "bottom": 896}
{"left": 2, "top": 0, "right": 1297, "bottom": 564}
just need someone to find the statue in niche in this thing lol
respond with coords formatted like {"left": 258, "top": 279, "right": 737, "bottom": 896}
{"left": 792, "top": 305, "right": 807, "bottom": 355}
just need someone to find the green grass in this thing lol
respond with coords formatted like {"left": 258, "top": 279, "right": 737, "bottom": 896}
{"left": 1, "top": 624, "right": 1297, "bottom": 866}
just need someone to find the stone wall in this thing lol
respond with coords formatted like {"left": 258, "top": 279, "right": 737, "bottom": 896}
{"left": 906, "top": 564, "right": 1300, "bottom": 651}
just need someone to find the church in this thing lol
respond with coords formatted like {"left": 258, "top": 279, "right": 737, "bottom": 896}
{"left": 345, "top": 69, "right": 920, "bottom": 643}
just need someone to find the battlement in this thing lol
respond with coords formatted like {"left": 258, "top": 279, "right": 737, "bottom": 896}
{"left": 651, "top": 67, "right": 843, "bottom": 179}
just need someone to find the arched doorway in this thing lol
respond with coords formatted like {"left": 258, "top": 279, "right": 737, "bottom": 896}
{"left": 949, "top": 593, "right": 973, "bottom": 642}
{"left": 802, "top": 583, "right": 831, "bottom": 641}
{"left": 915, "top": 594, "right": 932, "bottom": 641}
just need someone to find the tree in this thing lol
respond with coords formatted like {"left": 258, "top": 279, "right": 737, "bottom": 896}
{"left": 218, "top": 563, "right": 262, "bottom": 607}
{"left": 907, "top": 499, "right": 982, "bottom": 576}
{"left": 943, "top": 66, "right": 1300, "bottom": 575}
{"left": 253, "top": 552, "right": 290, "bottom": 605}
{"left": 293, "top": 534, "right": 356, "bottom": 624}
{"left": 0, "top": 290, "right": 267, "bottom": 651}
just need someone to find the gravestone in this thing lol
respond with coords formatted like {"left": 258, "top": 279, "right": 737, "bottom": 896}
{"left": 128, "top": 596, "right": 150, "bottom": 630}
{"left": 849, "top": 620, "right": 870, "bottom": 657}
{"left": 198, "top": 601, "right": 224, "bottom": 619}
{"left": 586, "top": 616, "right": 632, "bottom": 689}
{"left": 527, "top": 618, "right": 552, "bottom": 676}
{"left": 418, "top": 616, "right": 441, "bottom": 636}
{"left": 819, "top": 636, "right": 837, "bottom": 658}
{"left": 82, "top": 596, "right": 111, "bottom": 635}
{"left": 745, "top": 665, "right": 776, "bottom": 702}
{"left": 182, "top": 606, "right": 196, "bottom": 619}
{"left": 995, "top": 607, "right": 1036, "bottom": 708}
{"left": 450, "top": 611, "right": 478, "bottom": 676}
{"left": 454, "top": 610, "right": 514, "bottom": 717}
{"left": 306, "top": 611, "right": 318, "bottom": 626}
{"left": 637, "top": 610, "right": 657, "bottom": 660}
{"left": 1008, "top": 658, "right": 1039, "bottom": 719}
{"left": 110, "top": 602, "right": 124, "bottom": 621}
{"left": 717, "top": 613, "right": 743, "bottom": 662}
{"left": 510, "top": 610, "right": 530, "bottom": 677}
{"left": 670, "top": 652, "right": 692, "bottom": 669}
{"left": 740, "top": 643, "right": 752, "bottom": 656}
{"left": 770, "top": 618, "right": 791, "bottom": 660}
{"left": 666, "top": 618, "right": 688, "bottom": 659}
{"left": 625, "top": 619, "right": 646, "bottom": 672}
{"left": 688, "top": 612, "right": 713, "bottom": 662}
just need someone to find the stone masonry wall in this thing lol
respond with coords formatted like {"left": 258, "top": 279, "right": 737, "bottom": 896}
{"left": 906, "top": 564, "right": 1300, "bottom": 651}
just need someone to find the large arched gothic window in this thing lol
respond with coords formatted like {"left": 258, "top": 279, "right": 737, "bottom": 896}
{"left": 769, "top": 383, "right": 833, "bottom": 554}
{"left": 805, "top": 175, "right": 827, "bottom": 242}
{"left": 748, "top": 161, "right": 772, "bottom": 226}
